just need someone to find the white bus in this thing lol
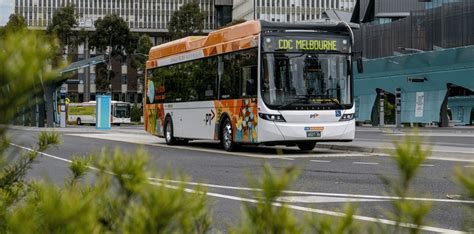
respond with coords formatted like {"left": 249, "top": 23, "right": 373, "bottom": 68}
{"left": 144, "top": 20, "right": 361, "bottom": 151}
{"left": 68, "top": 101, "right": 131, "bottom": 125}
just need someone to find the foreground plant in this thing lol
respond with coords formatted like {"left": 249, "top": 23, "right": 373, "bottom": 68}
{"left": 380, "top": 134, "right": 432, "bottom": 233}
{"left": 455, "top": 167, "right": 474, "bottom": 231}
{"left": 232, "top": 165, "right": 303, "bottom": 234}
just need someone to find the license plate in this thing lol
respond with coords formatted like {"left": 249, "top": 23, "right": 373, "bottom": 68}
{"left": 306, "top": 131, "right": 321, "bottom": 137}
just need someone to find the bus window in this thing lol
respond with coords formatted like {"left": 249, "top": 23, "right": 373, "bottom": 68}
{"left": 241, "top": 65, "right": 257, "bottom": 97}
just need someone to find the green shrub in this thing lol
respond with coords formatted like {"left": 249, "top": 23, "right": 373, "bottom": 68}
{"left": 130, "top": 104, "right": 142, "bottom": 122}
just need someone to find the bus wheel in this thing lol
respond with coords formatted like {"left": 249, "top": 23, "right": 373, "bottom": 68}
{"left": 221, "top": 118, "right": 238, "bottom": 152}
{"left": 76, "top": 118, "right": 82, "bottom": 125}
{"left": 297, "top": 142, "right": 316, "bottom": 151}
{"left": 165, "top": 118, "right": 176, "bottom": 145}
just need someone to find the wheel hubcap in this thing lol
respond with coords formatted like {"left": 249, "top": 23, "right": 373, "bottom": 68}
{"left": 166, "top": 122, "right": 171, "bottom": 142}
{"left": 223, "top": 121, "right": 232, "bottom": 149}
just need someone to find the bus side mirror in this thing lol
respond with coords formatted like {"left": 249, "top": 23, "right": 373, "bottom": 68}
{"left": 354, "top": 52, "right": 363, "bottom": 73}
{"left": 357, "top": 57, "right": 363, "bottom": 73}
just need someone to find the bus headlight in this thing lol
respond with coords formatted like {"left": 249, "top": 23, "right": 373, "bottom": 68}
{"left": 339, "top": 113, "right": 355, "bottom": 121}
{"left": 259, "top": 113, "right": 286, "bottom": 122}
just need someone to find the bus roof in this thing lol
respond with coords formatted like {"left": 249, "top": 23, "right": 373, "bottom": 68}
{"left": 146, "top": 20, "right": 353, "bottom": 69}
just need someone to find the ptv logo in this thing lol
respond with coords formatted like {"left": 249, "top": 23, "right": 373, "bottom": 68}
{"left": 204, "top": 109, "right": 215, "bottom": 126}
{"left": 310, "top": 113, "right": 319, "bottom": 119}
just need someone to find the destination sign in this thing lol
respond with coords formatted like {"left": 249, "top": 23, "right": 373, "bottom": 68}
{"left": 263, "top": 36, "right": 350, "bottom": 53}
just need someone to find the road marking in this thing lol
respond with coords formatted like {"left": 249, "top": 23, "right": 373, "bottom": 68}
{"left": 150, "top": 181, "right": 464, "bottom": 234}
{"left": 464, "top": 166, "right": 474, "bottom": 168}
{"left": 276, "top": 195, "right": 384, "bottom": 203}
{"left": 310, "top": 160, "right": 331, "bottom": 163}
{"left": 279, "top": 158, "right": 295, "bottom": 161}
{"left": 353, "top": 162, "right": 379, "bottom": 165}
{"left": 67, "top": 133, "right": 372, "bottom": 159}
{"left": 9, "top": 143, "right": 470, "bottom": 233}
{"left": 420, "top": 164, "right": 435, "bottom": 167}
{"left": 149, "top": 178, "right": 474, "bottom": 204}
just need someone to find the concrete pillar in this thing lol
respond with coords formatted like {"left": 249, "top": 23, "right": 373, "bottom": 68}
{"left": 439, "top": 89, "right": 449, "bottom": 127}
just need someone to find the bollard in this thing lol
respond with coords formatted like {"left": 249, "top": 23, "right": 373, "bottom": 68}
{"left": 379, "top": 90, "right": 385, "bottom": 127}
{"left": 396, "top": 88, "right": 402, "bottom": 128}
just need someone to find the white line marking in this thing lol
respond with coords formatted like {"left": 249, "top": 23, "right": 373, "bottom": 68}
{"left": 353, "top": 162, "right": 379, "bottom": 165}
{"left": 148, "top": 178, "right": 474, "bottom": 204}
{"left": 149, "top": 181, "right": 462, "bottom": 234}
{"left": 310, "top": 160, "right": 331, "bottom": 163}
{"left": 420, "top": 164, "right": 435, "bottom": 167}
{"left": 67, "top": 133, "right": 372, "bottom": 159}
{"left": 9, "top": 143, "right": 469, "bottom": 233}
{"left": 11, "top": 142, "right": 474, "bottom": 206}
{"left": 464, "top": 165, "right": 474, "bottom": 168}
{"left": 280, "top": 158, "right": 295, "bottom": 161}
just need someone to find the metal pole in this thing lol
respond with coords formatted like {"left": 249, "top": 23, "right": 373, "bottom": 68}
{"left": 379, "top": 90, "right": 385, "bottom": 127}
{"left": 84, "top": 35, "right": 90, "bottom": 102}
{"left": 253, "top": 0, "right": 256, "bottom": 20}
{"left": 396, "top": 88, "right": 402, "bottom": 128}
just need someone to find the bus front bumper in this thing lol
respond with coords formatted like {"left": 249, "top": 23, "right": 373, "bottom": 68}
{"left": 258, "top": 119, "right": 355, "bottom": 142}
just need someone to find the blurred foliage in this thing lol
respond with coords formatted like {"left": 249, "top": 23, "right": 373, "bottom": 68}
{"left": 0, "top": 29, "right": 61, "bottom": 136}
{"left": 306, "top": 204, "right": 359, "bottom": 234}
{"left": 232, "top": 165, "right": 303, "bottom": 234}
{"left": 380, "top": 134, "right": 433, "bottom": 233}
{"left": 130, "top": 104, "right": 143, "bottom": 122}
{"left": 2, "top": 13, "right": 27, "bottom": 35}
{"left": 168, "top": 0, "right": 205, "bottom": 40}
{"left": 455, "top": 167, "right": 474, "bottom": 231}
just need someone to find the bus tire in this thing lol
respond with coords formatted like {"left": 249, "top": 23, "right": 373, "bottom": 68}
{"left": 221, "top": 117, "right": 239, "bottom": 152}
{"left": 76, "top": 118, "right": 82, "bottom": 125}
{"left": 164, "top": 117, "right": 177, "bottom": 145}
{"left": 297, "top": 142, "right": 316, "bottom": 151}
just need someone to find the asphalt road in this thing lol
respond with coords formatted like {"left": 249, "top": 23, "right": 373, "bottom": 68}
{"left": 5, "top": 126, "right": 474, "bottom": 233}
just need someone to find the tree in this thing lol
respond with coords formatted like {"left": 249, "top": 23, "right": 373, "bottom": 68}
{"left": 168, "top": 1, "right": 205, "bottom": 40}
{"left": 131, "top": 34, "right": 153, "bottom": 72}
{"left": 3, "top": 13, "right": 27, "bottom": 34}
{"left": 46, "top": 5, "right": 78, "bottom": 51}
{"left": 89, "top": 14, "right": 137, "bottom": 92}
{"left": 90, "top": 14, "right": 136, "bottom": 57}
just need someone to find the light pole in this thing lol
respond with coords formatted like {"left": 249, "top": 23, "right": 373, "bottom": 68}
{"left": 106, "top": 33, "right": 112, "bottom": 95}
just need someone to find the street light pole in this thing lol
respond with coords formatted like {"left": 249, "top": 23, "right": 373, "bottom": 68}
{"left": 106, "top": 34, "right": 112, "bottom": 95}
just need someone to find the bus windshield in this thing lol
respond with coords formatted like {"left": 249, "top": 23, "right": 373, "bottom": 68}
{"left": 262, "top": 53, "right": 351, "bottom": 110}
{"left": 114, "top": 103, "right": 130, "bottom": 118}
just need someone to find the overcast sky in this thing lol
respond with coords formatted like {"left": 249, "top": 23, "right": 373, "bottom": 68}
{"left": 0, "top": 0, "right": 15, "bottom": 26}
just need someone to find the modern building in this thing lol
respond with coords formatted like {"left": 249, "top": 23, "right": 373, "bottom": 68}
{"left": 351, "top": 0, "right": 474, "bottom": 126}
{"left": 351, "top": 0, "right": 424, "bottom": 24}
{"left": 15, "top": 0, "right": 232, "bottom": 105}
{"left": 232, "top": 0, "right": 356, "bottom": 22}
{"left": 16, "top": 0, "right": 218, "bottom": 35}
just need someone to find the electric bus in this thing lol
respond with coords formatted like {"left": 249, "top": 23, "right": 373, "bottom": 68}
{"left": 144, "top": 20, "right": 360, "bottom": 151}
